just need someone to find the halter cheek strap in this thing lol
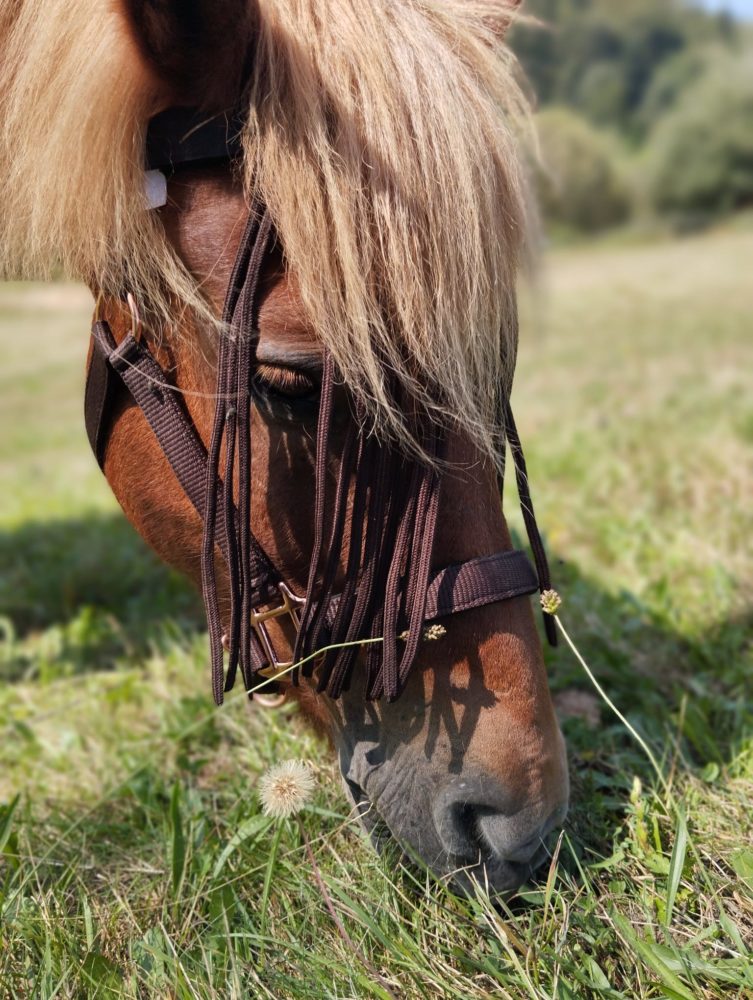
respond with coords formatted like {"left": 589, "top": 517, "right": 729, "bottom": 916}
{"left": 84, "top": 311, "right": 555, "bottom": 702}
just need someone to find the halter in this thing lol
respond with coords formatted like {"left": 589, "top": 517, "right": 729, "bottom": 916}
{"left": 84, "top": 110, "right": 557, "bottom": 706}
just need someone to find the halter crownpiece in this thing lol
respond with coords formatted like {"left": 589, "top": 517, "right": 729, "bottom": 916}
{"left": 84, "top": 109, "right": 557, "bottom": 706}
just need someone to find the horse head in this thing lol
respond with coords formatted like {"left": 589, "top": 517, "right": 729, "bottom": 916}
{"left": 1, "top": 0, "right": 568, "bottom": 894}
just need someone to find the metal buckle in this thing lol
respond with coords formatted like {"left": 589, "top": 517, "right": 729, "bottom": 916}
{"left": 254, "top": 690, "right": 287, "bottom": 710}
{"left": 251, "top": 583, "right": 306, "bottom": 681}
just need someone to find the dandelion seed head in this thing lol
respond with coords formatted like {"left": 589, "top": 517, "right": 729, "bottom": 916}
{"left": 259, "top": 760, "right": 316, "bottom": 819}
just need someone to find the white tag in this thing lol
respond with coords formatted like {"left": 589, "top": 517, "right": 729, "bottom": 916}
{"left": 144, "top": 169, "right": 168, "bottom": 210}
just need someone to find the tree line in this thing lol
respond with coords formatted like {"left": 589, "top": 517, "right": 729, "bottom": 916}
{"left": 511, "top": 0, "right": 752, "bottom": 231}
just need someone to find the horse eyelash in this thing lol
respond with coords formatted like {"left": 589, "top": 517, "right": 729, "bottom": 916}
{"left": 255, "top": 364, "right": 318, "bottom": 397}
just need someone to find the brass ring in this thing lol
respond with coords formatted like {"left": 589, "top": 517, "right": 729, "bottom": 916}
{"left": 255, "top": 691, "right": 287, "bottom": 710}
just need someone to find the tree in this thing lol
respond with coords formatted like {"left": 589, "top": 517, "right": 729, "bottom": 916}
{"left": 648, "top": 56, "right": 753, "bottom": 217}
{"left": 533, "top": 107, "right": 632, "bottom": 232}
{"left": 511, "top": 0, "right": 737, "bottom": 135}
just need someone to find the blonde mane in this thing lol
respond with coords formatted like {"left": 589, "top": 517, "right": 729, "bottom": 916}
{"left": 1, "top": 0, "right": 530, "bottom": 463}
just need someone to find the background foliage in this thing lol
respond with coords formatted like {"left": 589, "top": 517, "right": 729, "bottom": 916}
{"left": 532, "top": 108, "right": 632, "bottom": 233}
{"left": 513, "top": 0, "right": 753, "bottom": 230}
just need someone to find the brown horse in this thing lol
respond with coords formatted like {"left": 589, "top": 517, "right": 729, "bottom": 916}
{"left": 0, "top": 0, "right": 568, "bottom": 894}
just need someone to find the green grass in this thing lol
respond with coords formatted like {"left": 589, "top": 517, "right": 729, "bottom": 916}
{"left": 1, "top": 226, "right": 752, "bottom": 998}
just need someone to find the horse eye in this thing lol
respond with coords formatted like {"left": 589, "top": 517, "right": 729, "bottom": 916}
{"left": 254, "top": 364, "right": 319, "bottom": 401}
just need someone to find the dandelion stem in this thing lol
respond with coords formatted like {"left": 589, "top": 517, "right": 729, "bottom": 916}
{"left": 259, "top": 820, "right": 283, "bottom": 965}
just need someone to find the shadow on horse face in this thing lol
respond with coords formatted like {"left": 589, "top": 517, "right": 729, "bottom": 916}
{"left": 95, "top": 162, "right": 568, "bottom": 895}
{"left": 330, "top": 612, "right": 568, "bottom": 895}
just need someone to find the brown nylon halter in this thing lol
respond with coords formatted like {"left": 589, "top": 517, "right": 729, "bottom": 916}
{"left": 84, "top": 109, "right": 556, "bottom": 707}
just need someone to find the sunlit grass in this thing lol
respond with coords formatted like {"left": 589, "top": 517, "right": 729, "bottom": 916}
{"left": 1, "top": 224, "right": 751, "bottom": 997}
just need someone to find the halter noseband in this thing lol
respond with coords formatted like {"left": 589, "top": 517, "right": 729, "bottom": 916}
{"left": 84, "top": 109, "right": 556, "bottom": 706}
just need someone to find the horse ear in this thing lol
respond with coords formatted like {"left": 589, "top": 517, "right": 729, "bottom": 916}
{"left": 120, "top": 0, "right": 254, "bottom": 109}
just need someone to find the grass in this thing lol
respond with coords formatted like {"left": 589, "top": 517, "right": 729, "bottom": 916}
{"left": 1, "top": 224, "right": 752, "bottom": 998}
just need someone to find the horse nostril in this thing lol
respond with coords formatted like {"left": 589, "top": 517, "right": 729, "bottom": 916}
{"left": 436, "top": 794, "right": 566, "bottom": 870}
{"left": 475, "top": 803, "right": 565, "bottom": 865}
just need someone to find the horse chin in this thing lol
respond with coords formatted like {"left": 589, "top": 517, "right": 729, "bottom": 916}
{"left": 338, "top": 774, "right": 553, "bottom": 899}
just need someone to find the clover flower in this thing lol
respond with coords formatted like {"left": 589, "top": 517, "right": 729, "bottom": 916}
{"left": 398, "top": 623, "right": 447, "bottom": 642}
{"left": 540, "top": 589, "right": 563, "bottom": 616}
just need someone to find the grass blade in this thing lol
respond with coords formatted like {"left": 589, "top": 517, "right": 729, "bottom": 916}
{"left": 170, "top": 782, "right": 187, "bottom": 899}
{"left": 665, "top": 809, "right": 688, "bottom": 927}
{"left": 212, "top": 815, "right": 270, "bottom": 879}
{"left": 0, "top": 794, "right": 20, "bottom": 853}
{"left": 613, "top": 914, "right": 695, "bottom": 1000}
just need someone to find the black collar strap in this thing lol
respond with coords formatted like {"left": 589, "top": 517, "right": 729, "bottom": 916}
{"left": 146, "top": 108, "right": 244, "bottom": 171}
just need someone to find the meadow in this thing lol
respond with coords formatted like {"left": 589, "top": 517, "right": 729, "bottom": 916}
{"left": 0, "top": 225, "right": 751, "bottom": 998}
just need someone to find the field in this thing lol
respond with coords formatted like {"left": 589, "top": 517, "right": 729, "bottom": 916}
{"left": 1, "top": 226, "right": 751, "bottom": 998}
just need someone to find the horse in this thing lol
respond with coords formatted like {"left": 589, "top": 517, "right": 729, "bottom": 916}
{"left": 0, "top": 0, "right": 568, "bottom": 895}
